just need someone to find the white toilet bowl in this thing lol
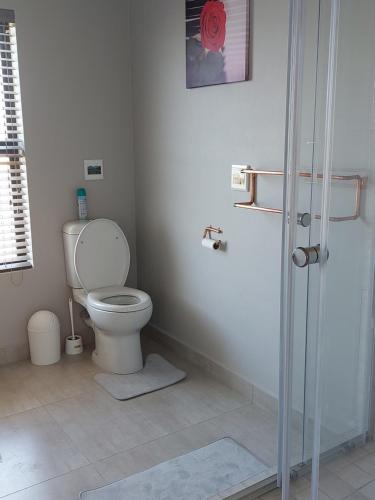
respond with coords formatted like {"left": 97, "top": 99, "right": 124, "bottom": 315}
{"left": 63, "top": 219, "right": 153, "bottom": 375}
{"left": 87, "top": 286, "right": 152, "bottom": 373}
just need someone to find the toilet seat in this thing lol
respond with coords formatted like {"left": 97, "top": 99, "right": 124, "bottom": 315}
{"left": 87, "top": 286, "right": 152, "bottom": 313}
{"left": 74, "top": 219, "right": 130, "bottom": 292}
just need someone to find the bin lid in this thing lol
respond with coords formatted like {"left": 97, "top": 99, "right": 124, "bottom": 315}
{"left": 28, "top": 310, "right": 60, "bottom": 333}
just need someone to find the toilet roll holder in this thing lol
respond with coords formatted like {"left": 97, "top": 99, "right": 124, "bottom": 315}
{"left": 203, "top": 225, "right": 223, "bottom": 250}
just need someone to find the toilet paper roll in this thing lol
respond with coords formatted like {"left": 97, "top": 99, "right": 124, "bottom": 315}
{"left": 202, "top": 238, "right": 220, "bottom": 251}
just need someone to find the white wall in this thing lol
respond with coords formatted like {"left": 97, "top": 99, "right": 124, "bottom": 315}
{"left": 131, "top": 0, "right": 289, "bottom": 397}
{"left": 0, "top": 0, "right": 137, "bottom": 362}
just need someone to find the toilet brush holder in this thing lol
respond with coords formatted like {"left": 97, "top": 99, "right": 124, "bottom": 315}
{"left": 65, "top": 335, "right": 83, "bottom": 355}
{"left": 65, "top": 296, "right": 83, "bottom": 355}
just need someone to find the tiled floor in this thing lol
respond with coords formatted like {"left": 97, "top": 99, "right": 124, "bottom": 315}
{"left": 259, "top": 442, "right": 375, "bottom": 500}
{"left": 0, "top": 345, "right": 279, "bottom": 499}
{"left": 1, "top": 344, "right": 373, "bottom": 500}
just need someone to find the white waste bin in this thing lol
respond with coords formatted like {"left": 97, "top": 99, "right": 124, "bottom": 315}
{"left": 27, "top": 311, "right": 61, "bottom": 366}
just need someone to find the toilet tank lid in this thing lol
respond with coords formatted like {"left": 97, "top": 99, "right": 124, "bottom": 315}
{"left": 63, "top": 220, "right": 91, "bottom": 235}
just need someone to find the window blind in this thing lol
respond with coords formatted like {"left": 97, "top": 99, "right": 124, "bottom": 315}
{"left": 0, "top": 10, "right": 33, "bottom": 272}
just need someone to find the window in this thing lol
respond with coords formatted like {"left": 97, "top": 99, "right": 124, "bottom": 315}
{"left": 0, "top": 9, "right": 32, "bottom": 272}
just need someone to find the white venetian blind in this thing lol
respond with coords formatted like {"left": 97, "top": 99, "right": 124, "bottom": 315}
{"left": 0, "top": 10, "right": 33, "bottom": 272}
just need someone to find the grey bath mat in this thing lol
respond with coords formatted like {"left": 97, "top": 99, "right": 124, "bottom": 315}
{"left": 80, "top": 438, "right": 267, "bottom": 499}
{"left": 94, "top": 353, "right": 187, "bottom": 400}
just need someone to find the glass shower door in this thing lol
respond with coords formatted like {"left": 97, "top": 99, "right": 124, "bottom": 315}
{"left": 280, "top": 0, "right": 375, "bottom": 498}
{"left": 306, "top": 0, "right": 375, "bottom": 496}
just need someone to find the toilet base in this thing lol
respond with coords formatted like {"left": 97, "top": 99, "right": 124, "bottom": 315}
{"left": 92, "top": 327, "right": 143, "bottom": 374}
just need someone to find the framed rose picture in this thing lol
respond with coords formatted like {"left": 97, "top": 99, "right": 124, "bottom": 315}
{"left": 186, "top": 0, "right": 250, "bottom": 88}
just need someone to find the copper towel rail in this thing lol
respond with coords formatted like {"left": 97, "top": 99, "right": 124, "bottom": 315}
{"left": 234, "top": 168, "right": 366, "bottom": 222}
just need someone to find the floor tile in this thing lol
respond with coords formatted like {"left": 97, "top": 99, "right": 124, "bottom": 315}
{"left": 0, "top": 360, "right": 34, "bottom": 382}
{"left": 45, "top": 387, "right": 172, "bottom": 462}
{"left": 294, "top": 488, "right": 333, "bottom": 500}
{"left": 1, "top": 465, "right": 104, "bottom": 500}
{"left": 363, "top": 441, "right": 375, "bottom": 454}
{"left": 93, "top": 408, "right": 276, "bottom": 486}
{"left": 208, "top": 405, "right": 278, "bottom": 466}
{"left": 123, "top": 387, "right": 207, "bottom": 435}
{"left": 290, "top": 477, "right": 311, "bottom": 494}
{"left": 324, "top": 454, "right": 352, "bottom": 473}
{"left": 343, "top": 493, "right": 370, "bottom": 500}
{"left": 0, "top": 377, "right": 41, "bottom": 419}
{"left": 358, "top": 479, "right": 375, "bottom": 500}
{"left": 94, "top": 419, "right": 231, "bottom": 483}
{"left": 355, "top": 453, "right": 375, "bottom": 476}
{"left": 259, "top": 490, "right": 282, "bottom": 499}
{"left": 151, "top": 382, "right": 221, "bottom": 424}
{"left": 22, "top": 357, "right": 99, "bottom": 405}
{"left": 334, "top": 463, "right": 373, "bottom": 490}
{"left": 318, "top": 469, "right": 355, "bottom": 500}
{"left": 0, "top": 407, "right": 88, "bottom": 497}
{"left": 345, "top": 448, "right": 370, "bottom": 463}
{"left": 173, "top": 371, "right": 251, "bottom": 413}
{"left": 2, "top": 350, "right": 373, "bottom": 500}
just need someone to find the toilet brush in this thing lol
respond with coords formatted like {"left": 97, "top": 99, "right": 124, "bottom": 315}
{"left": 65, "top": 297, "right": 83, "bottom": 355}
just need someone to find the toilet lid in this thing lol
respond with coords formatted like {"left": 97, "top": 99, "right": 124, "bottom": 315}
{"left": 74, "top": 219, "right": 130, "bottom": 292}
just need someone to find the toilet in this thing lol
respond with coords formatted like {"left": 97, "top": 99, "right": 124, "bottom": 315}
{"left": 62, "top": 219, "right": 152, "bottom": 374}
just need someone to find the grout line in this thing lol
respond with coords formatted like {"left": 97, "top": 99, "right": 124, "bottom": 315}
{"left": 0, "top": 463, "right": 104, "bottom": 499}
{"left": 0, "top": 375, "right": 100, "bottom": 422}
{"left": 43, "top": 402, "right": 93, "bottom": 466}
{"left": 0, "top": 401, "right": 46, "bottom": 421}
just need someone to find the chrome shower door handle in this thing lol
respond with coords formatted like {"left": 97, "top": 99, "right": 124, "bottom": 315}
{"left": 292, "top": 245, "right": 321, "bottom": 268}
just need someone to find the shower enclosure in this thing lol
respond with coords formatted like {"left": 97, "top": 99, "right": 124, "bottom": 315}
{"left": 279, "top": 0, "right": 375, "bottom": 498}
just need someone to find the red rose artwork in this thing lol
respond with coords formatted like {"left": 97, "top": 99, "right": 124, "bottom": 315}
{"left": 200, "top": 0, "right": 227, "bottom": 53}
{"left": 186, "top": 0, "right": 250, "bottom": 88}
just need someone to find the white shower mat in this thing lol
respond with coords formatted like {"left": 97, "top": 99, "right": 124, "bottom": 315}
{"left": 94, "top": 353, "right": 186, "bottom": 400}
{"left": 80, "top": 438, "right": 267, "bottom": 499}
